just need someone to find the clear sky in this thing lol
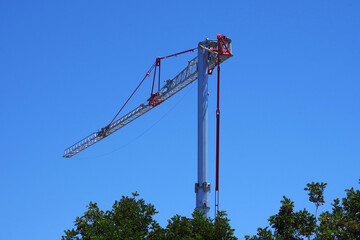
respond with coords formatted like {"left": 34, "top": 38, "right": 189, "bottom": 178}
{"left": 1, "top": 1, "right": 359, "bottom": 239}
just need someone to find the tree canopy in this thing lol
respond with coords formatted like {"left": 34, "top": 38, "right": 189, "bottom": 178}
{"left": 245, "top": 180, "right": 360, "bottom": 240}
{"left": 62, "top": 191, "right": 237, "bottom": 240}
{"left": 63, "top": 180, "right": 359, "bottom": 239}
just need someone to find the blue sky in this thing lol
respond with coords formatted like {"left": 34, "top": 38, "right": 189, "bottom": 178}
{"left": 1, "top": 1, "right": 359, "bottom": 239}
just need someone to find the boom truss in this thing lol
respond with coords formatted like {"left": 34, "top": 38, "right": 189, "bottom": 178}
{"left": 63, "top": 38, "right": 232, "bottom": 158}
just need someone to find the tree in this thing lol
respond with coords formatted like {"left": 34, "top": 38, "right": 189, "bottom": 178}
{"left": 62, "top": 192, "right": 237, "bottom": 240}
{"left": 245, "top": 180, "right": 360, "bottom": 240}
{"left": 62, "top": 191, "right": 160, "bottom": 240}
{"left": 267, "top": 197, "right": 316, "bottom": 240}
{"left": 304, "top": 182, "right": 327, "bottom": 219}
{"left": 317, "top": 186, "right": 360, "bottom": 239}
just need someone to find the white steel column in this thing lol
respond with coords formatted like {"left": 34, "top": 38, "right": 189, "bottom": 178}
{"left": 195, "top": 43, "right": 210, "bottom": 216}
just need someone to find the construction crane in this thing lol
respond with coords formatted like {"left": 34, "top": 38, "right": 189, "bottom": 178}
{"left": 63, "top": 35, "right": 233, "bottom": 216}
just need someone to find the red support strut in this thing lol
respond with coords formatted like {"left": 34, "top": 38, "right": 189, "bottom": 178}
{"left": 149, "top": 48, "right": 197, "bottom": 107}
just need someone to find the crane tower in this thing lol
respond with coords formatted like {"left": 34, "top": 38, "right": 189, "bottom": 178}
{"left": 63, "top": 35, "right": 233, "bottom": 217}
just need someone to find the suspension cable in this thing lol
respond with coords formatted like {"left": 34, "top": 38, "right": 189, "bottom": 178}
{"left": 108, "top": 63, "right": 156, "bottom": 126}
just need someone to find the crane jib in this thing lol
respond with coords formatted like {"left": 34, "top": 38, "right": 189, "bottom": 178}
{"left": 63, "top": 39, "right": 232, "bottom": 158}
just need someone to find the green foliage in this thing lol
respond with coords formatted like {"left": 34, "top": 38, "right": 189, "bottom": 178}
{"left": 304, "top": 182, "right": 327, "bottom": 208}
{"left": 63, "top": 181, "right": 360, "bottom": 239}
{"left": 213, "top": 211, "right": 237, "bottom": 240}
{"left": 317, "top": 186, "right": 360, "bottom": 239}
{"left": 267, "top": 196, "right": 295, "bottom": 239}
{"left": 62, "top": 193, "right": 237, "bottom": 240}
{"left": 245, "top": 227, "right": 275, "bottom": 240}
{"left": 245, "top": 180, "right": 360, "bottom": 240}
{"left": 150, "top": 210, "right": 237, "bottom": 239}
{"left": 266, "top": 197, "right": 316, "bottom": 239}
{"left": 62, "top": 191, "right": 159, "bottom": 240}
{"left": 304, "top": 182, "right": 327, "bottom": 220}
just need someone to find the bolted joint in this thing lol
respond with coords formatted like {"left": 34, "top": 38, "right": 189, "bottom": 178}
{"left": 195, "top": 182, "right": 211, "bottom": 193}
{"left": 196, "top": 201, "right": 210, "bottom": 211}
